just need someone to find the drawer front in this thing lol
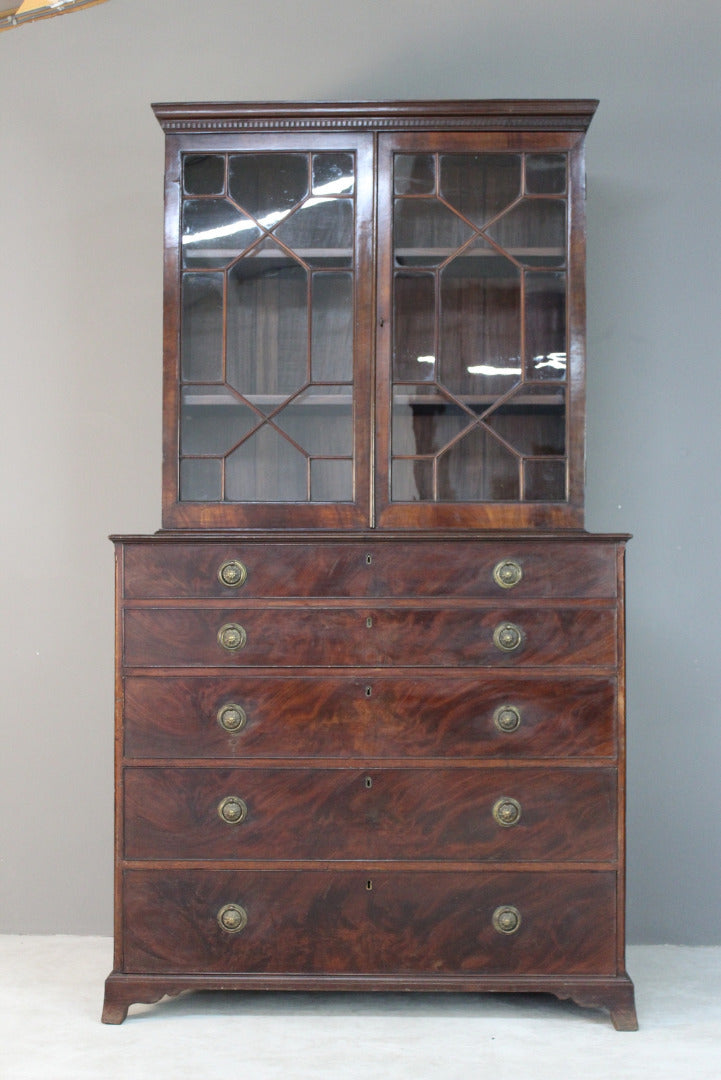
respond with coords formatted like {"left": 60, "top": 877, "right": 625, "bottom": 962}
{"left": 124, "top": 766, "right": 616, "bottom": 862}
{"left": 122, "top": 868, "right": 617, "bottom": 975}
{"left": 121, "top": 540, "right": 617, "bottom": 600}
{"left": 123, "top": 673, "right": 617, "bottom": 760}
{"left": 123, "top": 606, "right": 617, "bottom": 669}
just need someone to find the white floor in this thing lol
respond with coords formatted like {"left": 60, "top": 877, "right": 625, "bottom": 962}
{"left": 1, "top": 938, "right": 720, "bottom": 1080}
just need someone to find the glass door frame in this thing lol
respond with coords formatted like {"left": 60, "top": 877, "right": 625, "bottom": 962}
{"left": 161, "top": 130, "right": 374, "bottom": 531}
{"left": 374, "top": 129, "right": 588, "bottom": 531}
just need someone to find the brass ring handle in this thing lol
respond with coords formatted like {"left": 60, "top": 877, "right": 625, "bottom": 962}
{"left": 217, "top": 796, "right": 248, "bottom": 825}
{"left": 218, "top": 559, "right": 248, "bottom": 588}
{"left": 217, "top": 623, "right": 247, "bottom": 652}
{"left": 493, "top": 622, "right": 523, "bottom": 652}
{"left": 492, "top": 905, "right": 521, "bottom": 935}
{"left": 493, "top": 559, "right": 523, "bottom": 589}
{"left": 217, "top": 703, "right": 247, "bottom": 733}
{"left": 494, "top": 704, "right": 522, "bottom": 733}
{"left": 217, "top": 903, "right": 248, "bottom": 934}
{"left": 492, "top": 796, "right": 522, "bottom": 828}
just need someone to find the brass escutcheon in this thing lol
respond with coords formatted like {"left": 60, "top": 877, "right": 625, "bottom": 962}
{"left": 217, "top": 903, "right": 248, "bottom": 934}
{"left": 492, "top": 796, "right": 522, "bottom": 827}
{"left": 217, "top": 703, "right": 247, "bottom": 733}
{"left": 217, "top": 796, "right": 248, "bottom": 825}
{"left": 494, "top": 704, "right": 522, "bottom": 733}
{"left": 492, "top": 905, "right": 521, "bottom": 935}
{"left": 493, "top": 559, "right": 523, "bottom": 589}
{"left": 493, "top": 622, "right": 523, "bottom": 652}
{"left": 218, "top": 559, "right": 248, "bottom": 588}
{"left": 217, "top": 623, "right": 247, "bottom": 652}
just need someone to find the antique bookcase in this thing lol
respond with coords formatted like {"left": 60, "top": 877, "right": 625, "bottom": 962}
{"left": 102, "top": 100, "right": 637, "bottom": 1029}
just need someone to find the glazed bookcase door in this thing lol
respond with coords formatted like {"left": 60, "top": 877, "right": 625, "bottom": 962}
{"left": 162, "top": 133, "right": 374, "bottom": 529}
{"left": 375, "top": 131, "right": 587, "bottom": 530}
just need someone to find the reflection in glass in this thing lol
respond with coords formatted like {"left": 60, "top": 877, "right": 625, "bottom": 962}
{"left": 274, "top": 386, "right": 352, "bottom": 456}
{"left": 226, "top": 424, "right": 307, "bottom": 501}
{"left": 394, "top": 199, "right": 473, "bottom": 266}
{"left": 180, "top": 458, "right": 222, "bottom": 501}
{"left": 228, "top": 154, "right": 308, "bottom": 225}
{"left": 525, "top": 272, "right": 567, "bottom": 379}
{"left": 392, "top": 385, "right": 473, "bottom": 456}
{"left": 226, "top": 241, "right": 308, "bottom": 404}
{"left": 312, "top": 153, "right": 354, "bottom": 195}
{"left": 440, "top": 154, "right": 521, "bottom": 228}
{"left": 182, "top": 199, "right": 261, "bottom": 269}
{"left": 391, "top": 457, "right": 434, "bottom": 502}
{"left": 394, "top": 154, "right": 435, "bottom": 195}
{"left": 181, "top": 273, "right": 224, "bottom": 382}
{"left": 184, "top": 154, "right": 225, "bottom": 196}
{"left": 484, "top": 384, "right": 565, "bottom": 457}
{"left": 181, "top": 386, "right": 259, "bottom": 455}
{"left": 525, "top": 154, "right": 566, "bottom": 195}
{"left": 393, "top": 273, "right": 435, "bottom": 381}
{"left": 274, "top": 198, "right": 353, "bottom": 265}
{"left": 524, "top": 459, "right": 566, "bottom": 501}
{"left": 440, "top": 257, "right": 521, "bottom": 397}
{"left": 310, "top": 458, "right": 353, "bottom": 501}
{"left": 486, "top": 199, "right": 566, "bottom": 266}
{"left": 311, "top": 272, "right": 353, "bottom": 382}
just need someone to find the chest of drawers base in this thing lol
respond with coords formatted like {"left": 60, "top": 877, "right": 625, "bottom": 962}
{"left": 103, "top": 532, "right": 637, "bottom": 1029}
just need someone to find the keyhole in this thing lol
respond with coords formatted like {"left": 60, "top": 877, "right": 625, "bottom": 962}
{"left": 366, "top": 879, "right": 373, "bottom": 891}
{"left": 364, "top": 776, "right": 373, "bottom": 789}
{"left": 365, "top": 686, "right": 372, "bottom": 697}
{"left": 366, "top": 617, "right": 373, "bottom": 628}
{"left": 365, "top": 554, "right": 372, "bottom": 565}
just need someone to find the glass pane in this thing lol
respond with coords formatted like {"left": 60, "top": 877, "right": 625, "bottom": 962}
{"left": 391, "top": 457, "right": 434, "bottom": 501}
{"left": 274, "top": 386, "right": 352, "bottom": 456}
{"left": 439, "top": 257, "right": 521, "bottom": 398}
{"left": 524, "top": 459, "right": 566, "bottom": 501}
{"left": 393, "top": 273, "right": 436, "bottom": 381}
{"left": 526, "top": 272, "right": 567, "bottom": 379}
{"left": 184, "top": 154, "right": 225, "bottom": 196}
{"left": 226, "top": 240, "right": 308, "bottom": 406}
{"left": 228, "top": 153, "right": 308, "bottom": 226}
{"left": 312, "top": 153, "right": 354, "bottom": 195}
{"left": 440, "top": 154, "right": 521, "bottom": 227}
{"left": 310, "top": 458, "right": 353, "bottom": 501}
{"left": 525, "top": 154, "right": 566, "bottom": 195}
{"left": 180, "top": 458, "right": 222, "bottom": 501}
{"left": 311, "top": 272, "right": 353, "bottom": 381}
{"left": 181, "top": 273, "right": 224, "bottom": 382}
{"left": 274, "top": 198, "right": 353, "bottom": 266}
{"left": 181, "top": 385, "right": 259, "bottom": 455}
{"left": 484, "top": 384, "right": 565, "bottom": 457}
{"left": 182, "top": 199, "right": 261, "bottom": 269}
{"left": 439, "top": 426, "right": 520, "bottom": 501}
{"left": 486, "top": 199, "right": 566, "bottom": 266}
{"left": 225, "top": 424, "right": 307, "bottom": 501}
{"left": 392, "top": 385, "right": 473, "bottom": 455}
{"left": 394, "top": 154, "right": 435, "bottom": 195}
{"left": 394, "top": 199, "right": 473, "bottom": 267}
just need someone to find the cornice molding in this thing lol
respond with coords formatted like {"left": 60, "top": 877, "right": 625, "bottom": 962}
{"left": 152, "top": 100, "right": 598, "bottom": 134}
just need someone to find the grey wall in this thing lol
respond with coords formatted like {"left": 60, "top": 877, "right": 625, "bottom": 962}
{"left": 1, "top": 0, "right": 719, "bottom": 944}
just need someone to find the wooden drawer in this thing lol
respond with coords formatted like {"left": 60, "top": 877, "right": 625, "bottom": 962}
{"left": 123, "top": 673, "right": 617, "bottom": 760}
{"left": 123, "top": 605, "right": 617, "bottom": 669}
{"left": 121, "top": 539, "right": 617, "bottom": 600}
{"left": 124, "top": 766, "right": 616, "bottom": 862}
{"left": 122, "top": 868, "right": 618, "bottom": 975}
